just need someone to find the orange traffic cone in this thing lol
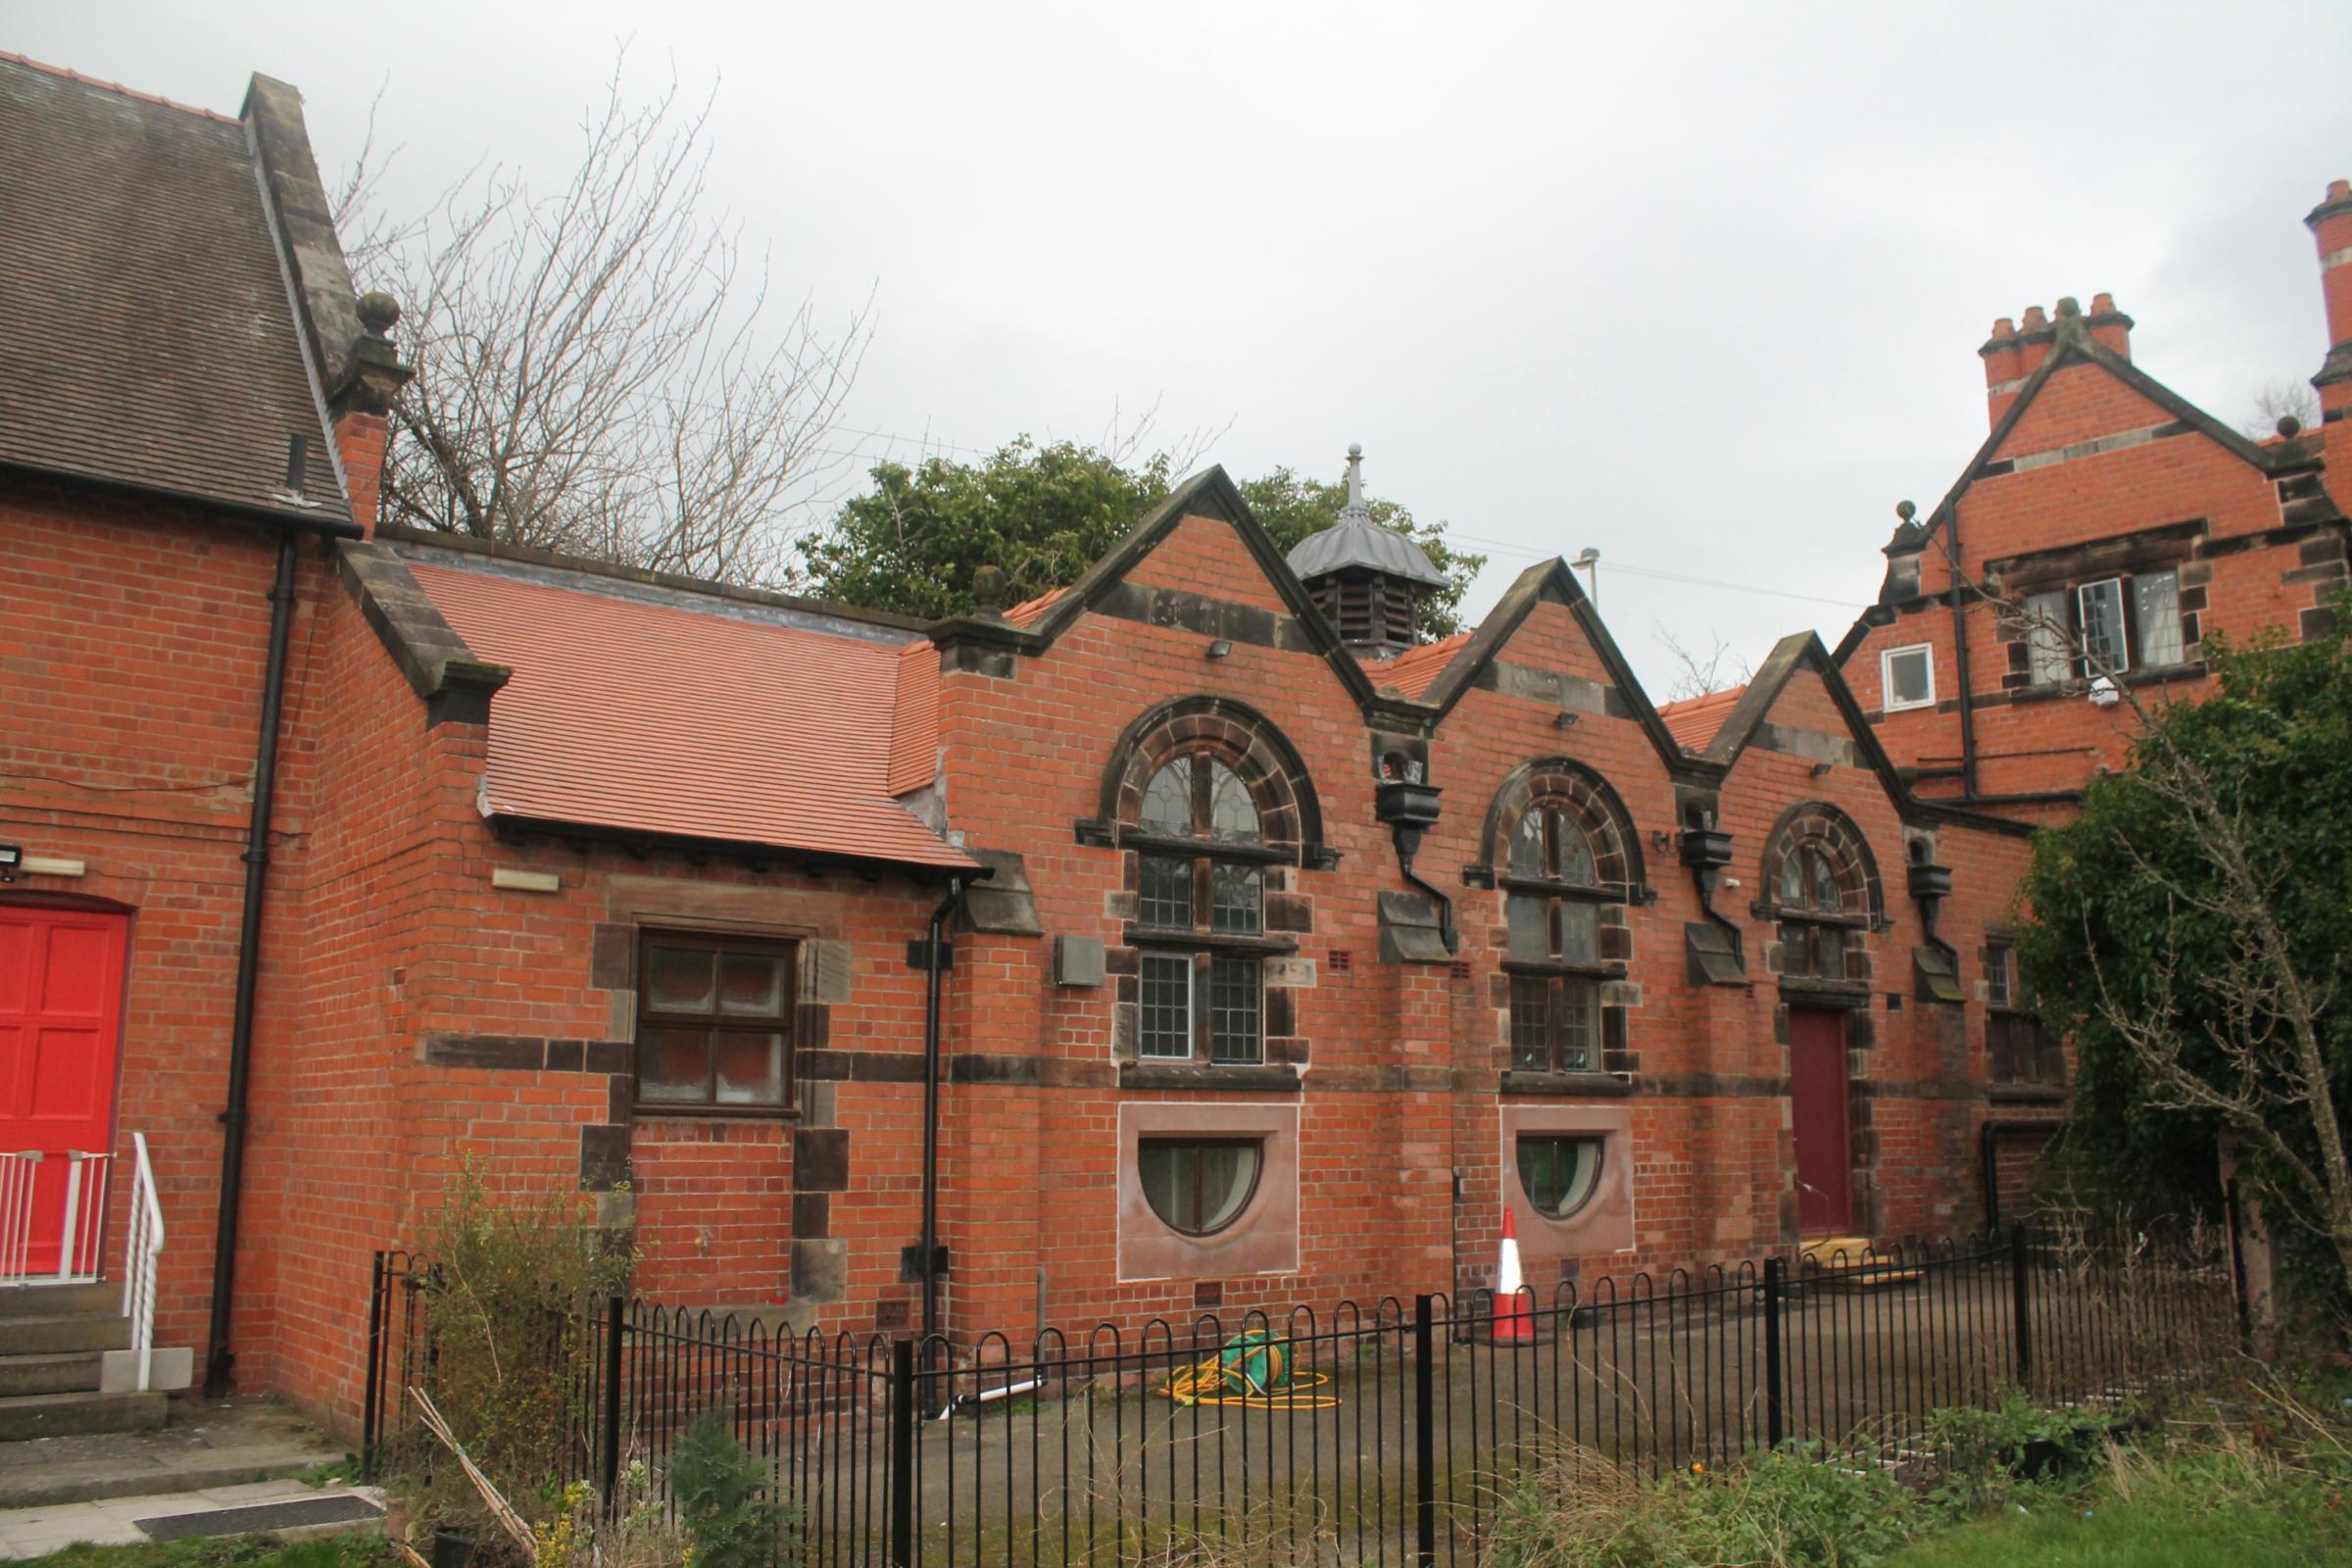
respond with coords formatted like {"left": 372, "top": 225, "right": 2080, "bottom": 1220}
{"left": 1492, "top": 1206, "right": 1536, "bottom": 1345}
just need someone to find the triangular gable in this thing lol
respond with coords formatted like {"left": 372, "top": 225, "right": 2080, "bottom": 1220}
{"left": 1706, "top": 631, "right": 2029, "bottom": 836}
{"left": 924, "top": 466, "right": 1389, "bottom": 713}
{"left": 1899, "top": 329, "right": 2278, "bottom": 572}
{"left": 1404, "top": 557, "right": 1691, "bottom": 770}
{"left": 1835, "top": 319, "right": 2287, "bottom": 669}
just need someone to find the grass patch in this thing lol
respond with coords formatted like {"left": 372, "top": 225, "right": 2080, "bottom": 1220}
{"left": 1894, "top": 1440, "right": 2352, "bottom": 1566}
{"left": 19, "top": 1534, "right": 391, "bottom": 1568}
{"left": 1486, "top": 1368, "right": 2352, "bottom": 1568}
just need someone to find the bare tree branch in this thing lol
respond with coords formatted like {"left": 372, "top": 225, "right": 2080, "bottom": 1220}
{"left": 343, "top": 52, "right": 870, "bottom": 586}
{"left": 1654, "top": 625, "right": 1753, "bottom": 701}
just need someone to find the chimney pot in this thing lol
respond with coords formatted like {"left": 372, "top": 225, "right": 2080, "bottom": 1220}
{"left": 2021, "top": 305, "right": 2049, "bottom": 332}
{"left": 2090, "top": 292, "right": 2115, "bottom": 315}
{"left": 1989, "top": 317, "right": 2016, "bottom": 340}
{"left": 2329, "top": 178, "right": 2350, "bottom": 204}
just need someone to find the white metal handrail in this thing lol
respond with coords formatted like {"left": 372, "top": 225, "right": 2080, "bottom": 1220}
{"left": 122, "top": 1133, "right": 164, "bottom": 1392}
{"left": 0, "top": 1149, "right": 111, "bottom": 1286}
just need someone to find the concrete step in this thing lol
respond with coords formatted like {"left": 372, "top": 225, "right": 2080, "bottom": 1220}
{"left": 0, "top": 1313, "right": 132, "bottom": 1355}
{"left": 0, "top": 1390, "right": 168, "bottom": 1441}
{"left": 0, "top": 1349, "right": 104, "bottom": 1396}
{"left": 0, "top": 1283, "right": 120, "bottom": 1319}
{"left": 0, "top": 1399, "right": 344, "bottom": 1510}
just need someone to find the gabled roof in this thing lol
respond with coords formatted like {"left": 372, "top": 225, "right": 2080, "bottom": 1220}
{"left": 1695, "top": 630, "right": 2025, "bottom": 834}
{"left": 1863, "top": 309, "right": 2282, "bottom": 585}
{"left": 1397, "top": 556, "right": 1692, "bottom": 768}
{"left": 930, "top": 466, "right": 1396, "bottom": 715}
{"left": 0, "top": 54, "right": 349, "bottom": 525}
{"left": 402, "top": 549, "right": 974, "bottom": 871}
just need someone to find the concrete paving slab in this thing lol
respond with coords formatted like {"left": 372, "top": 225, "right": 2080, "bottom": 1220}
{"left": 0, "top": 1399, "right": 340, "bottom": 1509}
{"left": 0, "top": 1481, "right": 384, "bottom": 1559}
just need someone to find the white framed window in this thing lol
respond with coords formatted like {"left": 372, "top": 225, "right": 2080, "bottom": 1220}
{"left": 2023, "top": 589, "right": 2072, "bottom": 685}
{"left": 1880, "top": 644, "right": 1936, "bottom": 711}
{"left": 2133, "top": 569, "right": 2183, "bottom": 667}
{"left": 2077, "top": 578, "right": 2130, "bottom": 674}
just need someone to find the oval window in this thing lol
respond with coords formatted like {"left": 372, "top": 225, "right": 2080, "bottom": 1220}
{"left": 1516, "top": 1134, "right": 1604, "bottom": 1220}
{"left": 1138, "top": 1138, "right": 1262, "bottom": 1236}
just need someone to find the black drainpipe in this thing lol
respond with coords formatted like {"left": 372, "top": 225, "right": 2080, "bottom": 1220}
{"left": 204, "top": 522, "right": 301, "bottom": 1396}
{"left": 1938, "top": 499, "right": 1982, "bottom": 802}
{"left": 1979, "top": 1119, "right": 2049, "bottom": 1232}
{"left": 917, "top": 870, "right": 979, "bottom": 1363}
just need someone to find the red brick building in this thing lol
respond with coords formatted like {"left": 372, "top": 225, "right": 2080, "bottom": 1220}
{"left": 3, "top": 56, "right": 2337, "bottom": 1437}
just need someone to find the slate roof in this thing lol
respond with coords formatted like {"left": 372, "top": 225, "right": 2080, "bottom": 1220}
{"left": 0, "top": 55, "right": 347, "bottom": 522}
{"left": 1285, "top": 514, "right": 1448, "bottom": 587}
{"left": 406, "top": 556, "right": 973, "bottom": 870}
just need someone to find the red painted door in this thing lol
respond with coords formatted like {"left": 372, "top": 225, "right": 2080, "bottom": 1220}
{"left": 1788, "top": 1007, "right": 1852, "bottom": 1237}
{"left": 0, "top": 906, "right": 127, "bottom": 1276}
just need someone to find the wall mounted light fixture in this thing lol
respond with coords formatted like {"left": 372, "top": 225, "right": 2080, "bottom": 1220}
{"left": 1205, "top": 639, "right": 1234, "bottom": 660}
{"left": 0, "top": 844, "right": 19, "bottom": 883}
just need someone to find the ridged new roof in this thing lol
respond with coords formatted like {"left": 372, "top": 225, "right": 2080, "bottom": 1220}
{"left": 1371, "top": 633, "right": 1470, "bottom": 700}
{"left": 409, "top": 560, "right": 973, "bottom": 870}
{"left": 0, "top": 55, "right": 346, "bottom": 521}
{"left": 1656, "top": 686, "right": 1745, "bottom": 753}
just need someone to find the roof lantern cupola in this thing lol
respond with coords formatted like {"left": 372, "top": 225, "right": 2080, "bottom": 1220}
{"left": 1285, "top": 443, "right": 1446, "bottom": 656}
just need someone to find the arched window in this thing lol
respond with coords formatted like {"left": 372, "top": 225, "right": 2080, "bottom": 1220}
{"left": 1494, "top": 769, "right": 1636, "bottom": 1075}
{"left": 1099, "top": 698, "right": 1321, "bottom": 1073}
{"left": 1762, "top": 805, "right": 1878, "bottom": 984}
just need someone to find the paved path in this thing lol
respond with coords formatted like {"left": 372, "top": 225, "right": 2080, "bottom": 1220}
{"left": 0, "top": 1479, "right": 382, "bottom": 1559}
{"left": 0, "top": 1400, "right": 341, "bottom": 1510}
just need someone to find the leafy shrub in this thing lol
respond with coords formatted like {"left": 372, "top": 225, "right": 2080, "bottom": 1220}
{"left": 669, "top": 1409, "right": 795, "bottom": 1568}
{"left": 1919, "top": 1389, "right": 2126, "bottom": 1517}
{"left": 408, "top": 1162, "right": 633, "bottom": 1544}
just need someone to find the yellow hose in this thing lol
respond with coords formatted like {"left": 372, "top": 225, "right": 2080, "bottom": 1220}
{"left": 1155, "top": 1351, "right": 1340, "bottom": 1411}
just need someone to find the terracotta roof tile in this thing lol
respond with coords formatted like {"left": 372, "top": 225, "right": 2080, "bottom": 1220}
{"left": 1657, "top": 685, "right": 1745, "bottom": 752}
{"left": 888, "top": 638, "right": 939, "bottom": 796}
{"left": 409, "top": 560, "right": 972, "bottom": 870}
{"left": 1004, "top": 588, "right": 1063, "bottom": 627}
{"left": 1372, "top": 633, "right": 1471, "bottom": 701}
{"left": 0, "top": 57, "right": 346, "bottom": 521}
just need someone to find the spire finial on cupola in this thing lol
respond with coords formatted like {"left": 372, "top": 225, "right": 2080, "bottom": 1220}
{"left": 1285, "top": 442, "right": 1447, "bottom": 656}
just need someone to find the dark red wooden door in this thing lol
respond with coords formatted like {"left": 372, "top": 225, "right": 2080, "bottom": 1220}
{"left": 0, "top": 906, "right": 127, "bottom": 1274}
{"left": 1788, "top": 1007, "right": 1852, "bottom": 1236}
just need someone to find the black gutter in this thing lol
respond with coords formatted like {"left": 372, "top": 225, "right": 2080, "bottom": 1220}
{"left": 0, "top": 460, "right": 364, "bottom": 540}
{"left": 203, "top": 525, "right": 302, "bottom": 1396}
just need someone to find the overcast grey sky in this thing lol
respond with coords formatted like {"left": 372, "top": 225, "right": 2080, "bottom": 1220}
{"left": 14, "top": 1, "right": 2352, "bottom": 695}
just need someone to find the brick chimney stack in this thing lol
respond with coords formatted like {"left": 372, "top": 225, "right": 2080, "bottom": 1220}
{"left": 1980, "top": 317, "right": 2024, "bottom": 428}
{"left": 2307, "top": 177, "right": 2352, "bottom": 420}
{"left": 2084, "top": 292, "right": 2132, "bottom": 360}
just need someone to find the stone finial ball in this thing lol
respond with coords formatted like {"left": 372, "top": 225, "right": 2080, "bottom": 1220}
{"left": 357, "top": 291, "right": 402, "bottom": 334}
{"left": 1895, "top": 500, "right": 1917, "bottom": 522}
{"left": 2278, "top": 416, "right": 2303, "bottom": 439}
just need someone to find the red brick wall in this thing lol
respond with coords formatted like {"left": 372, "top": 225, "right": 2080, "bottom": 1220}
{"left": 0, "top": 477, "right": 311, "bottom": 1361}
{"left": 1847, "top": 355, "right": 2347, "bottom": 811}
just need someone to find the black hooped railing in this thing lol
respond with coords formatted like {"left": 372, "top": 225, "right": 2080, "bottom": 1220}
{"left": 361, "top": 1223, "right": 2239, "bottom": 1565}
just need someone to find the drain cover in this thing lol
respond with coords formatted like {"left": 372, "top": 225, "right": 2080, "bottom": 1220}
{"left": 135, "top": 1494, "right": 383, "bottom": 1541}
